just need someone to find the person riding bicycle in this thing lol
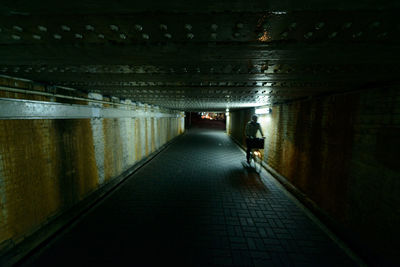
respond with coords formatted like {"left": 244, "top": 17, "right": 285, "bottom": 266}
{"left": 245, "top": 115, "right": 264, "bottom": 164}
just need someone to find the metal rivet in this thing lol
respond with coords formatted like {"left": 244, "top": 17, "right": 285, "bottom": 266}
{"left": 184, "top": 24, "right": 192, "bottom": 31}
{"left": 328, "top": 32, "right": 337, "bottom": 38}
{"left": 53, "top": 34, "right": 62, "bottom": 39}
{"left": 38, "top": 25, "right": 47, "bottom": 32}
{"left": 164, "top": 33, "right": 172, "bottom": 39}
{"left": 119, "top": 33, "right": 126, "bottom": 39}
{"left": 75, "top": 33, "right": 83, "bottom": 39}
{"left": 343, "top": 22, "right": 352, "bottom": 29}
{"left": 13, "top": 26, "right": 23, "bottom": 32}
{"left": 187, "top": 33, "right": 194, "bottom": 39}
{"left": 378, "top": 32, "right": 388, "bottom": 38}
{"left": 61, "top": 25, "right": 71, "bottom": 31}
{"left": 32, "top": 34, "right": 41, "bottom": 40}
{"left": 315, "top": 22, "right": 325, "bottom": 30}
{"left": 110, "top": 25, "right": 119, "bottom": 31}
{"left": 142, "top": 33, "right": 149, "bottom": 39}
{"left": 370, "top": 21, "right": 381, "bottom": 28}
{"left": 11, "top": 35, "right": 21, "bottom": 40}
{"left": 85, "top": 25, "right": 95, "bottom": 31}
{"left": 135, "top": 24, "right": 143, "bottom": 31}
{"left": 160, "top": 24, "right": 168, "bottom": 31}
{"left": 211, "top": 24, "right": 218, "bottom": 31}
{"left": 304, "top": 32, "right": 313, "bottom": 39}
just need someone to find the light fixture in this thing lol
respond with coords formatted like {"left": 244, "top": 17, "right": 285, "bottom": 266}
{"left": 255, "top": 107, "right": 271, "bottom": 114}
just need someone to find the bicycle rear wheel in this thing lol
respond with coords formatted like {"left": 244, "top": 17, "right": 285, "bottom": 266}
{"left": 254, "top": 154, "right": 262, "bottom": 173}
{"left": 249, "top": 154, "right": 256, "bottom": 169}
{"left": 249, "top": 152, "right": 261, "bottom": 173}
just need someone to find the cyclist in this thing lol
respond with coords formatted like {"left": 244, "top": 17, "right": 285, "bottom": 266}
{"left": 245, "top": 115, "right": 264, "bottom": 164}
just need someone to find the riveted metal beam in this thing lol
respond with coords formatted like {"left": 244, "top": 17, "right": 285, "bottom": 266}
{"left": 0, "top": 98, "right": 180, "bottom": 119}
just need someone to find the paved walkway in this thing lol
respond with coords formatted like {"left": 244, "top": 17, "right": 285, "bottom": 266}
{"left": 21, "top": 129, "right": 357, "bottom": 266}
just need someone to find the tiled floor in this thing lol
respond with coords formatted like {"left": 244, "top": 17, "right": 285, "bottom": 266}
{"left": 21, "top": 128, "right": 357, "bottom": 266}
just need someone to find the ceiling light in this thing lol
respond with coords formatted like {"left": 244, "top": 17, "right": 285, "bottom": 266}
{"left": 255, "top": 107, "right": 271, "bottom": 114}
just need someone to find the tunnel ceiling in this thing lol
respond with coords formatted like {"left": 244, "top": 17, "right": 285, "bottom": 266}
{"left": 0, "top": 1, "right": 399, "bottom": 111}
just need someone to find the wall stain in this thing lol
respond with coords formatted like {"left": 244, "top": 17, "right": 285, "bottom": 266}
{"left": 0, "top": 120, "right": 60, "bottom": 243}
{"left": 53, "top": 119, "right": 98, "bottom": 207}
{"left": 135, "top": 118, "right": 141, "bottom": 161}
{"left": 145, "top": 118, "right": 149, "bottom": 157}
{"left": 151, "top": 118, "right": 155, "bottom": 153}
{"left": 0, "top": 77, "right": 184, "bottom": 252}
{"left": 103, "top": 119, "right": 123, "bottom": 181}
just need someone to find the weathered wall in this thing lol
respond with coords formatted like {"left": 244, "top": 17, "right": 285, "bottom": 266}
{"left": 229, "top": 108, "right": 253, "bottom": 144}
{"left": 0, "top": 77, "right": 184, "bottom": 255}
{"left": 228, "top": 86, "right": 400, "bottom": 265}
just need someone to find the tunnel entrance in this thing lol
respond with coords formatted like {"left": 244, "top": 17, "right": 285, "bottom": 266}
{"left": 185, "top": 111, "right": 226, "bottom": 131}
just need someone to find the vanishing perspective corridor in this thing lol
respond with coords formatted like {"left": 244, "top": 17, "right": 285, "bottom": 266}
{"left": 1, "top": 1, "right": 399, "bottom": 266}
{"left": 21, "top": 129, "right": 356, "bottom": 267}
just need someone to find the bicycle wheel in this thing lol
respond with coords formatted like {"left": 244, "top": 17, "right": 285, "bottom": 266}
{"left": 249, "top": 153, "right": 256, "bottom": 169}
{"left": 254, "top": 153, "right": 262, "bottom": 173}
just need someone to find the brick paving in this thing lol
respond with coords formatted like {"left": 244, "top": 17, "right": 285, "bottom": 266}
{"left": 21, "top": 129, "right": 357, "bottom": 266}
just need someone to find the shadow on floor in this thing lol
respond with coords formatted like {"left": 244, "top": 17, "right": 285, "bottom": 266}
{"left": 226, "top": 165, "right": 271, "bottom": 193}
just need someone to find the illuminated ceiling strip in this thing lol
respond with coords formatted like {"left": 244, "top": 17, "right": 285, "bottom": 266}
{"left": 0, "top": 98, "right": 181, "bottom": 119}
{"left": 255, "top": 107, "right": 271, "bottom": 114}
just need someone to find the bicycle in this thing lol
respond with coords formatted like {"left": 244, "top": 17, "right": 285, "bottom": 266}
{"left": 248, "top": 138, "right": 265, "bottom": 173}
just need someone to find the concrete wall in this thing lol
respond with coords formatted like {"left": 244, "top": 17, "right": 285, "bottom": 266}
{"left": 228, "top": 86, "right": 400, "bottom": 265}
{"left": 0, "top": 77, "right": 184, "bottom": 259}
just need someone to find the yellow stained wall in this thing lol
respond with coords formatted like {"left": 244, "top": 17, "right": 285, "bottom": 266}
{"left": 0, "top": 119, "right": 99, "bottom": 244}
{"left": 228, "top": 87, "right": 400, "bottom": 264}
{"left": 0, "top": 77, "right": 184, "bottom": 252}
{"left": 103, "top": 119, "right": 124, "bottom": 182}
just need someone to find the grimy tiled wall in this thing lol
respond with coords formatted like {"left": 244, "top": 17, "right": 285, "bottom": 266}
{"left": 0, "top": 77, "right": 184, "bottom": 253}
{"left": 228, "top": 86, "right": 400, "bottom": 265}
